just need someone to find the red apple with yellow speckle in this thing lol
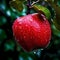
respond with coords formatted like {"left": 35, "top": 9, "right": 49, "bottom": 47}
{"left": 12, "top": 13, "right": 51, "bottom": 52}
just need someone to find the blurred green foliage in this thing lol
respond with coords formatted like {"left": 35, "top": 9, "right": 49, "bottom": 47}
{"left": 0, "top": 0, "right": 60, "bottom": 60}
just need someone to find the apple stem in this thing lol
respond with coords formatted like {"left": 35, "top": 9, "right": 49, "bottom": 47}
{"left": 31, "top": 0, "right": 39, "bottom": 6}
{"left": 27, "top": 0, "right": 31, "bottom": 14}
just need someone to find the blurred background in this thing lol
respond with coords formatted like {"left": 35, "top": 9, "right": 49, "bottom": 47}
{"left": 0, "top": 0, "right": 60, "bottom": 60}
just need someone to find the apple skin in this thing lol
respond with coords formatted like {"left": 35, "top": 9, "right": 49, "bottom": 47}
{"left": 12, "top": 13, "right": 51, "bottom": 52}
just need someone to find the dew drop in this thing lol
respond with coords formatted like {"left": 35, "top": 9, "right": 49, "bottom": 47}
{"left": 43, "top": 17, "right": 46, "bottom": 20}
{"left": 33, "top": 49, "right": 42, "bottom": 57}
{"left": 19, "top": 26, "right": 22, "bottom": 29}
{"left": 41, "top": 14, "right": 46, "bottom": 20}
{"left": 25, "top": 24, "right": 28, "bottom": 27}
{"left": 40, "top": 48, "right": 44, "bottom": 50}
{"left": 24, "top": 35, "right": 26, "bottom": 39}
{"left": 41, "top": 14, "right": 44, "bottom": 17}
{"left": 33, "top": 51, "right": 36, "bottom": 54}
{"left": 30, "top": 19, "right": 33, "bottom": 22}
{"left": 17, "top": 18, "right": 23, "bottom": 23}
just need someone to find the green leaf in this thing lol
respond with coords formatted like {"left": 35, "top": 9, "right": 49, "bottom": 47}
{"left": 10, "top": 0, "right": 24, "bottom": 12}
{"left": 52, "top": 24, "right": 60, "bottom": 37}
{"left": 32, "top": 4, "right": 51, "bottom": 20}
{"left": 46, "top": 0, "right": 60, "bottom": 30}
{"left": 47, "top": 0, "right": 60, "bottom": 22}
{"left": 40, "top": 1, "right": 55, "bottom": 19}
{"left": 53, "top": 18, "right": 60, "bottom": 30}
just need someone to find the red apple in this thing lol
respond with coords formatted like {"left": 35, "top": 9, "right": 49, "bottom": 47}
{"left": 12, "top": 13, "right": 51, "bottom": 52}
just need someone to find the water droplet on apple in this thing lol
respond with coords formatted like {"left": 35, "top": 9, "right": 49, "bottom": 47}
{"left": 30, "top": 19, "right": 33, "bottom": 22}
{"left": 43, "top": 17, "right": 46, "bottom": 20}
{"left": 24, "top": 35, "right": 26, "bottom": 39}
{"left": 25, "top": 24, "right": 28, "bottom": 27}
{"left": 19, "top": 22, "right": 22, "bottom": 24}
{"left": 17, "top": 18, "right": 23, "bottom": 24}
{"left": 19, "top": 26, "right": 22, "bottom": 29}
{"left": 41, "top": 14, "right": 44, "bottom": 17}
{"left": 41, "top": 14, "right": 46, "bottom": 20}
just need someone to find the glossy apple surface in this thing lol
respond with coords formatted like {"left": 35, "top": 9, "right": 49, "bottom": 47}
{"left": 12, "top": 13, "right": 51, "bottom": 52}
